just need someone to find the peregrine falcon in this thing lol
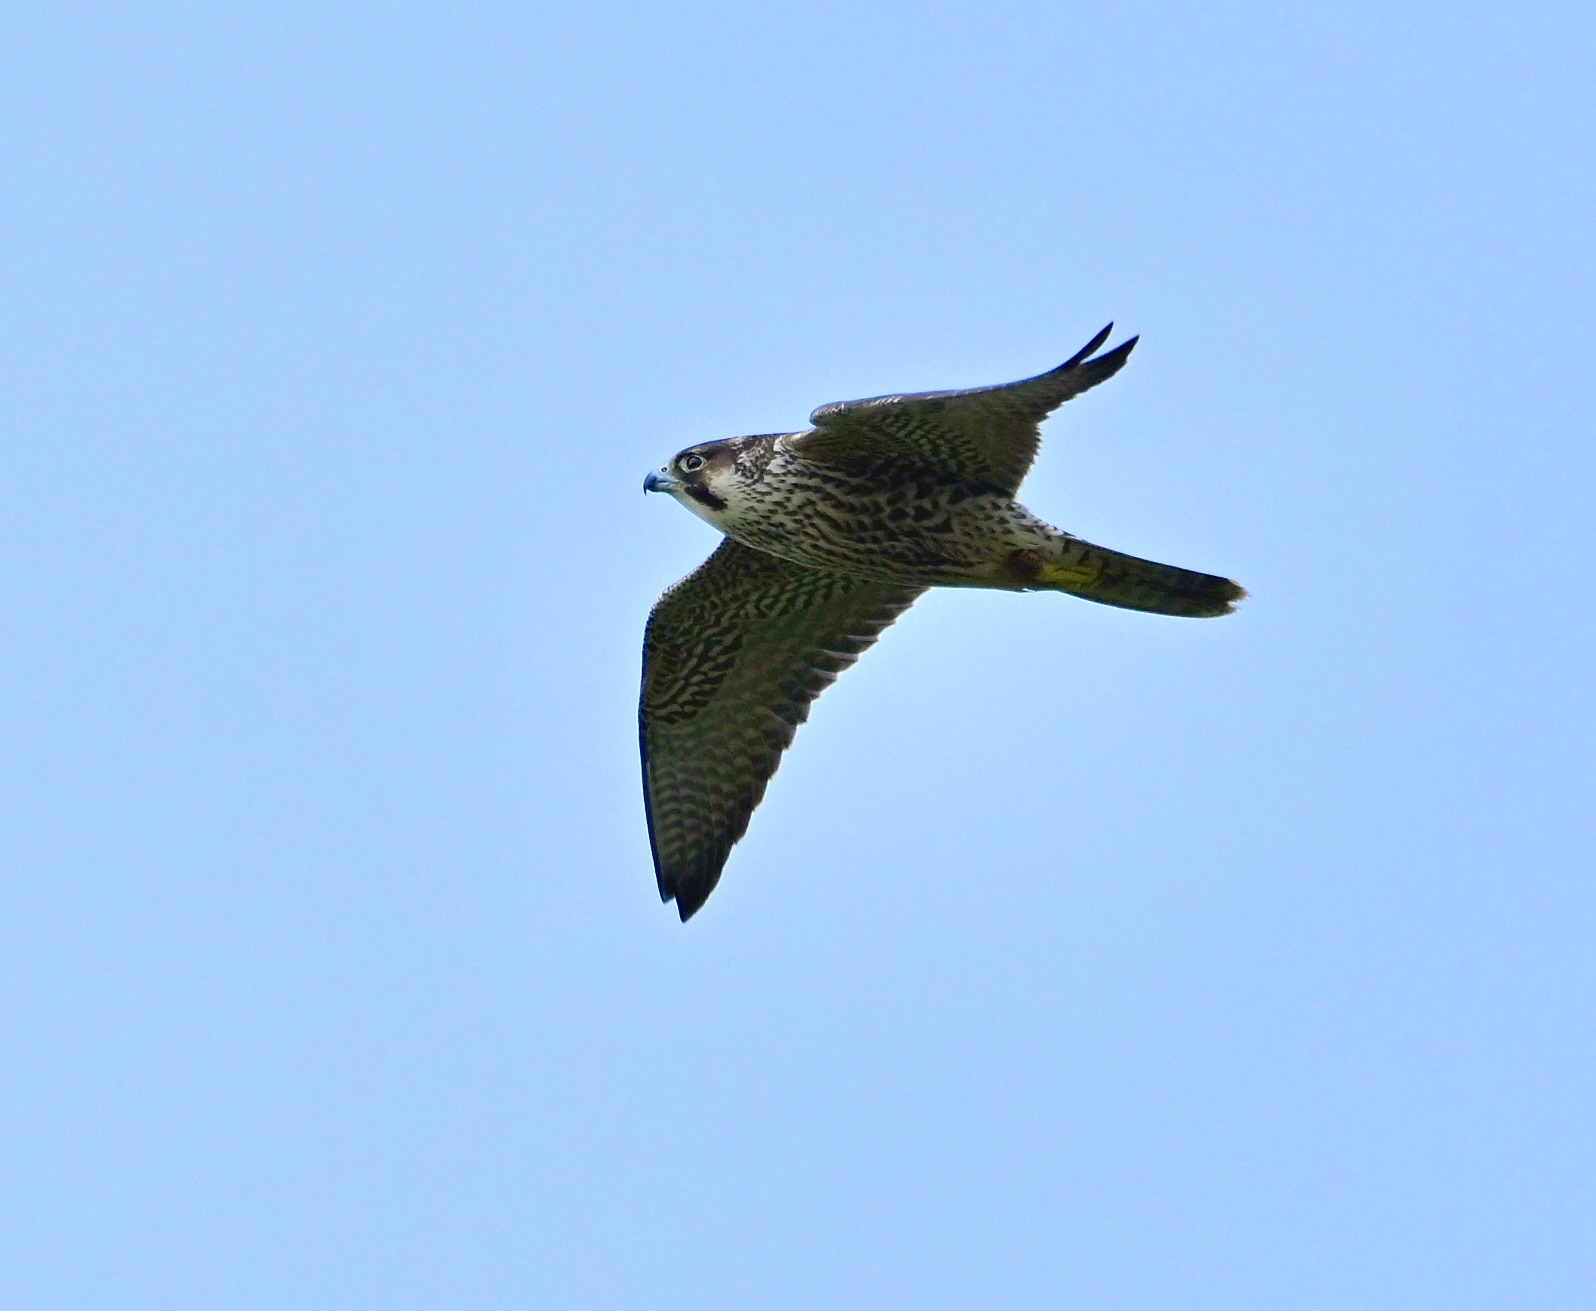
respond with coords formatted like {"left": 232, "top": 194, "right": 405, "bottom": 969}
{"left": 641, "top": 326, "right": 1243, "bottom": 920}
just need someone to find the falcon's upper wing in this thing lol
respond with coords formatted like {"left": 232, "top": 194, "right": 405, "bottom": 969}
{"left": 641, "top": 538, "right": 923, "bottom": 920}
{"left": 792, "top": 325, "right": 1136, "bottom": 496}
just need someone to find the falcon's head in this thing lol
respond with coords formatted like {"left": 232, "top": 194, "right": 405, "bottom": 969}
{"left": 644, "top": 437, "right": 771, "bottom": 530}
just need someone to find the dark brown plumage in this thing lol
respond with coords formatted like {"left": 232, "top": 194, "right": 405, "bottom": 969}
{"left": 640, "top": 327, "right": 1244, "bottom": 920}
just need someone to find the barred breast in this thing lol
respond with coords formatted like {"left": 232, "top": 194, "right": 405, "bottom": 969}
{"left": 718, "top": 447, "right": 1059, "bottom": 587}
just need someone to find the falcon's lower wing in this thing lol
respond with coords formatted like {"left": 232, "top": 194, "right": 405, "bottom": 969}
{"left": 640, "top": 538, "right": 923, "bottom": 920}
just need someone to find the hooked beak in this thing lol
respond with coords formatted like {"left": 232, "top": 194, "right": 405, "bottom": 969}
{"left": 643, "top": 469, "right": 679, "bottom": 494}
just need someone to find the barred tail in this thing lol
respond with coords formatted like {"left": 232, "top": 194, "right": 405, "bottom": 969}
{"left": 1032, "top": 541, "right": 1246, "bottom": 618}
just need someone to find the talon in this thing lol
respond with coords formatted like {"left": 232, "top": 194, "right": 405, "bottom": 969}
{"left": 1008, "top": 548, "right": 1045, "bottom": 581}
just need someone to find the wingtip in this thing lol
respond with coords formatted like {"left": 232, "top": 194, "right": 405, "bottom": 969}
{"left": 1100, "top": 334, "right": 1139, "bottom": 369}
{"left": 672, "top": 884, "right": 711, "bottom": 921}
{"left": 655, "top": 860, "right": 716, "bottom": 922}
{"left": 1060, "top": 323, "right": 1123, "bottom": 371}
{"left": 1072, "top": 323, "right": 1114, "bottom": 366}
{"left": 656, "top": 880, "right": 700, "bottom": 921}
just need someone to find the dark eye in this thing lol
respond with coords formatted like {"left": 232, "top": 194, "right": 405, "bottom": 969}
{"left": 680, "top": 454, "right": 705, "bottom": 472}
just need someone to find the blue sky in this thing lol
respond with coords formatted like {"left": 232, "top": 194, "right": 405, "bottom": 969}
{"left": 4, "top": 2, "right": 1593, "bottom": 1306}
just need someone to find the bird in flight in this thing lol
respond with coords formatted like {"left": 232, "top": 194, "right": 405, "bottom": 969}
{"left": 640, "top": 326, "right": 1243, "bottom": 920}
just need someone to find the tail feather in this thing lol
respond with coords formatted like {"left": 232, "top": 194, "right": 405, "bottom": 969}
{"left": 1038, "top": 542, "right": 1245, "bottom": 618}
